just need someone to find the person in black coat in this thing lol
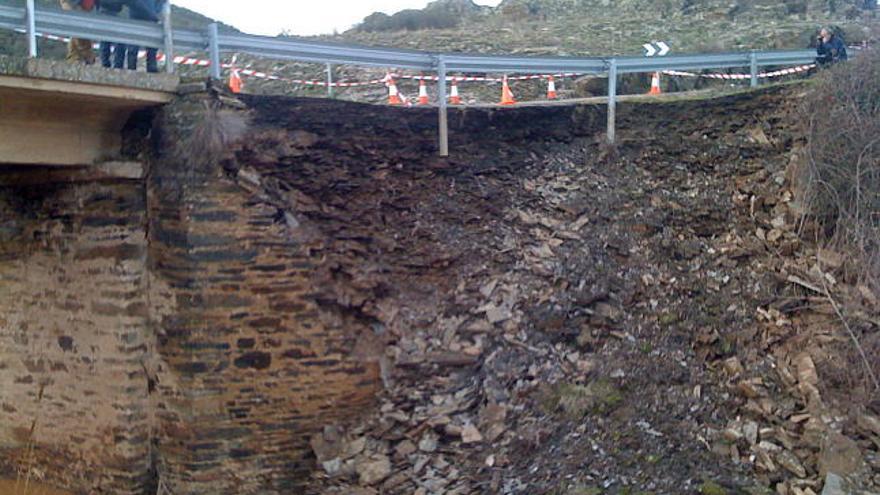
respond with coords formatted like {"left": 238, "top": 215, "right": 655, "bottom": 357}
{"left": 816, "top": 27, "right": 848, "bottom": 65}
{"left": 125, "top": 0, "right": 167, "bottom": 73}
{"left": 97, "top": 0, "right": 164, "bottom": 71}
{"left": 98, "top": 0, "right": 127, "bottom": 69}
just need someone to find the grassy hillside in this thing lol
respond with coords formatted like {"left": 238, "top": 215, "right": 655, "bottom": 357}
{"left": 339, "top": 0, "right": 878, "bottom": 55}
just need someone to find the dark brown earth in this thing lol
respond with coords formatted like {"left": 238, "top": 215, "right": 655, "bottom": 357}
{"left": 206, "top": 86, "right": 877, "bottom": 494}
{"left": 1, "top": 72, "right": 876, "bottom": 494}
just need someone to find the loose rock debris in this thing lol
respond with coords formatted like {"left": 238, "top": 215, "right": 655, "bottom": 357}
{"left": 218, "top": 87, "right": 878, "bottom": 494}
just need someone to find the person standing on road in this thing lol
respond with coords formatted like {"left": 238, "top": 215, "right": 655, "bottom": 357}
{"left": 816, "top": 27, "right": 848, "bottom": 65}
{"left": 125, "top": 0, "right": 167, "bottom": 73}
{"left": 98, "top": 0, "right": 128, "bottom": 69}
{"left": 58, "top": 0, "right": 97, "bottom": 64}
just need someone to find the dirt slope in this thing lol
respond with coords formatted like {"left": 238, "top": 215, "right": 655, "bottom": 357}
{"left": 214, "top": 84, "right": 878, "bottom": 494}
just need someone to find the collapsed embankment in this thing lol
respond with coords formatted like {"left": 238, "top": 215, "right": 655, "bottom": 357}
{"left": 0, "top": 86, "right": 606, "bottom": 494}
{"left": 2, "top": 84, "right": 876, "bottom": 494}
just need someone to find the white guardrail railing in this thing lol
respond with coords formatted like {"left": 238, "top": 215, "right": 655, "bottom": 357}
{"left": 0, "top": 2, "right": 818, "bottom": 154}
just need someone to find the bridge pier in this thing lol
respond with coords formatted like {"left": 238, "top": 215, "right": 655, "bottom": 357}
{"left": 0, "top": 61, "right": 381, "bottom": 494}
{"left": 0, "top": 171, "right": 154, "bottom": 493}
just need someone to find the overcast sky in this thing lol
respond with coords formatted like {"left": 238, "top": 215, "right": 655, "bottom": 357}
{"left": 174, "top": 1, "right": 503, "bottom": 37}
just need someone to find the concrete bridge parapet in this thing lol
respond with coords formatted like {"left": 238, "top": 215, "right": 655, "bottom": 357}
{"left": 0, "top": 55, "right": 178, "bottom": 167}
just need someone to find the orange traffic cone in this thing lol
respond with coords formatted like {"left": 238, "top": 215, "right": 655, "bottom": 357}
{"left": 449, "top": 78, "right": 462, "bottom": 105}
{"left": 500, "top": 75, "right": 516, "bottom": 105}
{"left": 417, "top": 78, "right": 429, "bottom": 105}
{"left": 649, "top": 72, "right": 661, "bottom": 95}
{"left": 547, "top": 75, "right": 557, "bottom": 99}
{"left": 229, "top": 69, "right": 243, "bottom": 94}
{"left": 386, "top": 74, "right": 404, "bottom": 105}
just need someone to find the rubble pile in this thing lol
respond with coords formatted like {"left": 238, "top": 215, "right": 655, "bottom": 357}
{"left": 219, "top": 86, "right": 877, "bottom": 494}
{"left": 699, "top": 144, "right": 880, "bottom": 495}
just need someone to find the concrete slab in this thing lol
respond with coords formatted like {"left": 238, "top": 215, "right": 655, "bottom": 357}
{"left": 0, "top": 55, "right": 179, "bottom": 166}
{"left": 0, "top": 54, "right": 179, "bottom": 92}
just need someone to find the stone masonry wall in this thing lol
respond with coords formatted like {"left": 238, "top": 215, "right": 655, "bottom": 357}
{"left": 0, "top": 178, "right": 153, "bottom": 494}
{"left": 147, "top": 94, "right": 381, "bottom": 494}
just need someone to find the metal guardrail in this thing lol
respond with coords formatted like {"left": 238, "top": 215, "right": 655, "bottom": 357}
{"left": 0, "top": 2, "right": 818, "bottom": 154}
{"left": 0, "top": 4, "right": 24, "bottom": 32}
{"left": 218, "top": 33, "right": 435, "bottom": 70}
{"left": 441, "top": 53, "right": 607, "bottom": 74}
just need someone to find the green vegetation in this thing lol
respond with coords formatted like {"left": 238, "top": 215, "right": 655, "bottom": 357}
{"left": 564, "top": 487, "right": 603, "bottom": 495}
{"left": 540, "top": 379, "right": 624, "bottom": 419}
{"left": 699, "top": 481, "right": 729, "bottom": 495}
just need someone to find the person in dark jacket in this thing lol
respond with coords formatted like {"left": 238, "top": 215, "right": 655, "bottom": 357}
{"left": 125, "top": 0, "right": 166, "bottom": 73}
{"left": 98, "top": 0, "right": 128, "bottom": 69}
{"left": 816, "top": 27, "right": 848, "bottom": 65}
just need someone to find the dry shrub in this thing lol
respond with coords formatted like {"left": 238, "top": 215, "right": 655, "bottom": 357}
{"left": 178, "top": 99, "right": 249, "bottom": 172}
{"left": 801, "top": 48, "right": 880, "bottom": 293}
{"left": 800, "top": 48, "right": 880, "bottom": 395}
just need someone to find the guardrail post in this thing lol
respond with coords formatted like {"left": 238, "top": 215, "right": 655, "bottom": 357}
{"left": 437, "top": 57, "right": 449, "bottom": 157}
{"left": 25, "top": 0, "right": 36, "bottom": 58}
{"left": 162, "top": 1, "right": 174, "bottom": 74}
{"left": 606, "top": 59, "right": 618, "bottom": 144}
{"left": 208, "top": 23, "right": 221, "bottom": 80}
{"left": 749, "top": 51, "right": 759, "bottom": 88}
{"left": 326, "top": 63, "right": 333, "bottom": 97}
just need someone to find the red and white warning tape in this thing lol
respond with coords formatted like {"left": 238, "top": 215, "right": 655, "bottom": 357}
{"left": 395, "top": 73, "right": 582, "bottom": 83}
{"left": 162, "top": 54, "right": 211, "bottom": 66}
{"left": 18, "top": 30, "right": 214, "bottom": 65}
{"left": 232, "top": 69, "right": 387, "bottom": 87}
{"left": 662, "top": 63, "right": 815, "bottom": 80}
{"left": 224, "top": 72, "right": 584, "bottom": 88}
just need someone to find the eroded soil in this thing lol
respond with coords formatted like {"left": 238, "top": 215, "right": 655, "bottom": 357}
{"left": 215, "top": 86, "right": 878, "bottom": 494}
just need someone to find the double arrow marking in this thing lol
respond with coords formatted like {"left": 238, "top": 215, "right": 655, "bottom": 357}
{"left": 643, "top": 41, "right": 670, "bottom": 57}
